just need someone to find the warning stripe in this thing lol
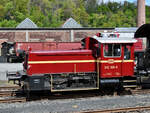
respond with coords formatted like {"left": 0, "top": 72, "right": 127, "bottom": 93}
{"left": 28, "top": 60, "right": 134, "bottom": 64}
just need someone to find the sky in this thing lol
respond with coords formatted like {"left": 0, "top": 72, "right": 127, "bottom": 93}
{"left": 103, "top": 0, "right": 150, "bottom": 5}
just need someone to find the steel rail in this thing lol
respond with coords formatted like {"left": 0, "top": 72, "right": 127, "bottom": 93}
{"left": 0, "top": 86, "right": 20, "bottom": 90}
{"left": 0, "top": 97, "right": 26, "bottom": 103}
{"left": 0, "top": 91, "right": 15, "bottom": 97}
{"left": 0, "top": 90, "right": 22, "bottom": 97}
{"left": 82, "top": 106, "right": 150, "bottom": 113}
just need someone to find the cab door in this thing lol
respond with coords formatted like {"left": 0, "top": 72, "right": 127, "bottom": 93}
{"left": 122, "top": 44, "right": 134, "bottom": 76}
{"left": 100, "top": 43, "right": 122, "bottom": 78}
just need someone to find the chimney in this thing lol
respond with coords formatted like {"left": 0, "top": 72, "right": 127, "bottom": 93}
{"left": 137, "top": 0, "right": 145, "bottom": 27}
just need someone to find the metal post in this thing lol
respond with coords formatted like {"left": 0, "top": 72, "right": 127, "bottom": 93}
{"left": 26, "top": 30, "right": 29, "bottom": 42}
{"left": 70, "top": 30, "right": 74, "bottom": 42}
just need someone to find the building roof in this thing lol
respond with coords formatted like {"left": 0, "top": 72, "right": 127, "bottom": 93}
{"left": 62, "top": 18, "right": 82, "bottom": 28}
{"left": 115, "top": 27, "right": 138, "bottom": 33}
{"left": 16, "top": 18, "right": 38, "bottom": 28}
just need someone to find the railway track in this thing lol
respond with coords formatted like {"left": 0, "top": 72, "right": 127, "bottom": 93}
{"left": 1, "top": 85, "right": 150, "bottom": 103}
{"left": 0, "top": 91, "right": 15, "bottom": 97}
{"left": 83, "top": 106, "right": 150, "bottom": 113}
{"left": 119, "top": 88, "right": 150, "bottom": 96}
{"left": 0, "top": 86, "right": 20, "bottom": 91}
{"left": 0, "top": 86, "right": 26, "bottom": 103}
{"left": 0, "top": 90, "right": 22, "bottom": 97}
{"left": 1, "top": 86, "right": 150, "bottom": 112}
{"left": 0, "top": 97, "right": 26, "bottom": 103}
{"left": 0, "top": 86, "right": 22, "bottom": 97}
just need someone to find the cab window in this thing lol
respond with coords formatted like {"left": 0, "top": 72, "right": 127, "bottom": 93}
{"left": 104, "top": 44, "right": 121, "bottom": 57}
{"left": 95, "top": 43, "right": 101, "bottom": 57}
{"left": 124, "top": 45, "right": 131, "bottom": 60}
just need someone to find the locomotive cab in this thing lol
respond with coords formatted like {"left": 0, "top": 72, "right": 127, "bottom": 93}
{"left": 83, "top": 33, "right": 137, "bottom": 88}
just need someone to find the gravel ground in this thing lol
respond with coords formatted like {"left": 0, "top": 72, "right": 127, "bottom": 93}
{"left": 0, "top": 94, "right": 150, "bottom": 113}
{"left": 0, "top": 63, "right": 23, "bottom": 81}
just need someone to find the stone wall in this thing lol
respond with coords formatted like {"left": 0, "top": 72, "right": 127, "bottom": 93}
{"left": 29, "top": 31, "right": 71, "bottom": 42}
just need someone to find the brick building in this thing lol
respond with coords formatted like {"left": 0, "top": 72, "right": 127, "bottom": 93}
{"left": 0, "top": 18, "right": 114, "bottom": 55}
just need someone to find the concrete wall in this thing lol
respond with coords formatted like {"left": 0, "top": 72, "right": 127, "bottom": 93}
{"left": 0, "top": 63, "right": 23, "bottom": 81}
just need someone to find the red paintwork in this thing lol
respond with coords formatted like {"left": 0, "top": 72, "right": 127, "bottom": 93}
{"left": 29, "top": 50, "right": 91, "bottom": 56}
{"left": 99, "top": 43, "right": 134, "bottom": 78}
{"left": 99, "top": 44, "right": 122, "bottom": 78}
{"left": 25, "top": 35, "right": 135, "bottom": 79}
{"left": 134, "top": 38, "right": 145, "bottom": 52}
{"left": 27, "top": 50, "right": 96, "bottom": 75}
{"left": 122, "top": 44, "right": 135, "bottom": 76}
{"left": 15, "top": 42, "right": 82, "bottom": 56}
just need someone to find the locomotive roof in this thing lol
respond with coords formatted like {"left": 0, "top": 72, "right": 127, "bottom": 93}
{"left": 91, "top": 35, "right": 137, "bottom": 43}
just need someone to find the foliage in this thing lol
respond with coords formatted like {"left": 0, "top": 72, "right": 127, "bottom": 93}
{"left": 0, "top": 0, "right": 149, "bottom": 27}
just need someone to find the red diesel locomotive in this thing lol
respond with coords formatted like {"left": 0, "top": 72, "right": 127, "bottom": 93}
{"left": 8, "top": 33, "right": 137, "bottom": 92}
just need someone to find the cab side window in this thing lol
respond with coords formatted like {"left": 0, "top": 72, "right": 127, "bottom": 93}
{"left": 114, "top": 44, "right": 121, "bottom": 56}
{"left": 93, "top": 43, "right": 101, "bottom": 57}
{"left": 124, "top": 45, "right": 131, "bottom": 60}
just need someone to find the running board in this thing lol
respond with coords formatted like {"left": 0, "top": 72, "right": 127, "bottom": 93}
{"left": 123, "top": 80, "right": 137, "bottom": 83}
{"left": 123, "top": 85, "right": 137, "bottom": 88}
{"left": 123, "top": 77, "right": 137, "bottom": 88}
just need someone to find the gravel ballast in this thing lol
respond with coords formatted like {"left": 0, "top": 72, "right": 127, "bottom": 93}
{"left": 0, "top": 94, "right": 150, "bottom": 113}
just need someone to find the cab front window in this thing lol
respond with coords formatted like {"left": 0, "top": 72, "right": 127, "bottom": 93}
{"left": 104, "top": 44, "right": 121, "bottom": 57}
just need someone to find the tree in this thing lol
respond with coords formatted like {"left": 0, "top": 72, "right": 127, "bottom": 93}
{"left": 0, "top": 0, "right": 149, "bottom": 27}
